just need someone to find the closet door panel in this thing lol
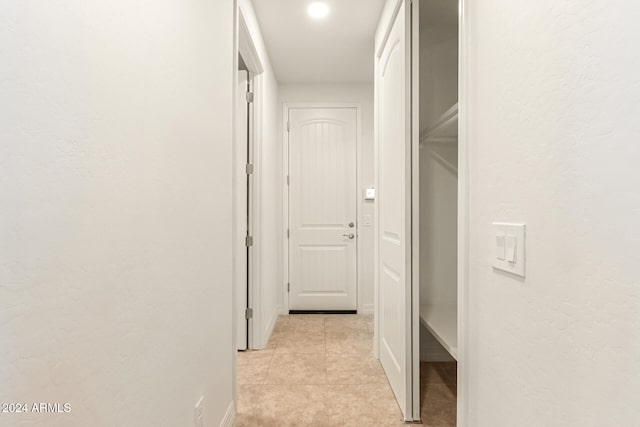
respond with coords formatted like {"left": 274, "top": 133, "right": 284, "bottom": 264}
{"left": 376, "top": 0, "right": 414, "bottom": 419}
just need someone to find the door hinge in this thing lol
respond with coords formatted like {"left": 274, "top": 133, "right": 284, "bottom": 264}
{"left": 245, "top": 235, "right": 253, "bottom": 247}
{"left": 286, "top": 175, "right": 290, "bottom": 186}
{"left": 287, "top": 121, "right": 290, "bottom": 132}
{"left": 246, "top": 163, "right": 254, "bottom": 174}
{"left": 245, "top": 308, "right": 253, "bottom": 319}
{"left": 287, "top": 229, "right": 289, "bottom": 239}
{"left": 246, "top": 91, "right": 254, "bottom": 103}
{"left": 287, "top": 283, "right": 290, "bottom": 293}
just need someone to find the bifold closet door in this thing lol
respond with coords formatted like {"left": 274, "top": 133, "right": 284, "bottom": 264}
{"left": 376, "top": 0, "right": 415, "bottom": 420}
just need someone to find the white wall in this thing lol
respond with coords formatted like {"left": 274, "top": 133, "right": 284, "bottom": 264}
{"left": 419, "top": 25, "right": 458, "bottom": 130}
{"left": 0, "top": 2, "right": 235, "bottom": 426}
{"left": 419, "top": 17, "right": 458, "bottom": 308}
{"left": 465, "top": 0, "right": 640, "bottom": 425}
{"left": 238, "top": 0, "right": 283, "bottom": 349}
{"left": 278, "top": 84, "right": 375, "bottom": 313}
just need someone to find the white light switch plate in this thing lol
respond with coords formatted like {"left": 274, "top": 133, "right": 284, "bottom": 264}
{"left": 364, "top": 187, "right": 375, "bottom": 200}
{"left": 492, "top": 222, "right": 526, "bottom": 277}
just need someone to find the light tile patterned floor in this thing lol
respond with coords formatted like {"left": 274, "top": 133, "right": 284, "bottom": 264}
{"left": 419, "top": 362, "right": 457, "bottom": 426}
{"left": 236, "top": 314, "right": 456, "bottom": 426}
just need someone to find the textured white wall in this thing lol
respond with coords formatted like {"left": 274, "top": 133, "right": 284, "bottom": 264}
{"left": 465, "top": 0, "right": 640, "bottom": 425}
{"left": 238, "top": 0, "right": 283, "bottom": 348}
{"left": 278, "top": 84, "right": 376, "bottom": 312}
{"left": 419, "top": 25, "right": 458, "bottom": 130}
{"left": 0, "top": 1, "right": 235, "bottom": 426}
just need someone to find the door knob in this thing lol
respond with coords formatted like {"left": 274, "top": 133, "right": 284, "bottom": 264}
{"left": 342, "top": 233, "right": 355, "bottom": 239}
{"left": 348, "top": 222, "right": 355, "bottom": 228}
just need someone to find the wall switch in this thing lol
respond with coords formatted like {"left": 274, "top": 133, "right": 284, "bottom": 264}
{"left": 364, "top": 187, "right": 375, "bottom": 200}
{"left": 492, "top": 223, "right": 525, "bottom": 277}
{"left": 505, "top": 234, "right": 517, "bottom": 263}
{"left": 363, "top": 214, "right": 372, "bottom": 227}
{"left": 194, "top": 396, "right": 204, "bottom": 427}
{"left": 496, "top": 232, "right": 506, "bottom": 260}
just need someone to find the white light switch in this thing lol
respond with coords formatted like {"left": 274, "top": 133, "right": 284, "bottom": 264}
{"left": 365, "top": 187, "right": 375, "bottom": 200}
{"left": 492, "top": 223, "right": 525, "bottom": 277}
{"left": 496, "top": 232, "right": 506, "bottom": 260}
{"left": 363, "top": 214, "right": 372, "bottom": 227}
{"left": 505, "top": 235, "right": 517, "bottom": 263}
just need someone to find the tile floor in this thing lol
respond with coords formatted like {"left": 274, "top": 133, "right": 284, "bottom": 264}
{"left": 419, "top": 362, "right": 457, "bottom": 426}
{"left": 236, "top": 314, "right": 456, "bottom": 426}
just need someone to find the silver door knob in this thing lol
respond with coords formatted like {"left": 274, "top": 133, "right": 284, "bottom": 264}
{"left": 342, "top": 233, "right": 355, "bottom": 239}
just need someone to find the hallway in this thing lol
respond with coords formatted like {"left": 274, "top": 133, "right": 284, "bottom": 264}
{"left": 236, "top": 314, "right": 456, "bottom": 426}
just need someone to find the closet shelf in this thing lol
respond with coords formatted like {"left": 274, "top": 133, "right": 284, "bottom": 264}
{"left": 419, "top": 103, "right": 458, "bottom": 146}
{"left": 420, "top": 303, "right": 458, "bottom": 360}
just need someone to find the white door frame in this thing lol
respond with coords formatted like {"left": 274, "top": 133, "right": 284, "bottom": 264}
{"left": 281, "top": 103, "right": 363, "bottom": 313}
{"left": 235, "top": 69, "right": 250, "bottom": 351}
{"left": 233, "top": 6, "right": 265, "bottom": 354}
{"left": 410, "top": 0, "right": 421, "bottom": 419}
{"left": 457, "top": 0, "right": 470, "bottom": 424}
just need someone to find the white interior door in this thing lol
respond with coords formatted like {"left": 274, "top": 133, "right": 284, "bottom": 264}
{"left": 288, "top": 107, "right": 357, "bottom": 311}
{"left": 377, "top": 1, "right": 414, "bottom": 419}
{"left": 235, "top": 70, "right": 249, "bottom": 350}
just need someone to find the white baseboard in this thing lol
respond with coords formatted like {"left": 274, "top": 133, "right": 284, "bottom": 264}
{"left": 420, "top": 323, "right": 455, "bottom": 362}
{"left": 262, "top": 305, "right": 281, "bottom": 347}
{"left": 359, "top": 303, "right": 374, "bottom": 313}
{"left": 220, "top": 400, "right": 235, "bottom": 427}
{"left": 420, "top": 343, "right": 455, "bottom": 362}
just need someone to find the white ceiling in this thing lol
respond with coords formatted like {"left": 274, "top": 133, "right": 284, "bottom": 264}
{"left": 252, "top": 0, "right": 386, "bottom": 83}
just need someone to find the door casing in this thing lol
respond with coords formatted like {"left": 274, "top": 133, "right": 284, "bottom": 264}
{"left": 235, "top": 69, "right": 251, "bottom": 351}
{"left": 457, "top": 0, "right": 470, "bottom": 424}
{"left": 282, "top": 103, "right": 363, "bottom": 313}
{"left": 233, "top": 5, "right": 266, "bottom": 357}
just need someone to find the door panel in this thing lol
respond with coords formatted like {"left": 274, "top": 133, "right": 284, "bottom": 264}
{"left": 235, "top": 70, "right": 249, "bottom": 350}
{"left": 377, "top": 1, "right": 413, "bottom": 418}
{"left": 289, "top": 108, "right": 357, "bottom": 311}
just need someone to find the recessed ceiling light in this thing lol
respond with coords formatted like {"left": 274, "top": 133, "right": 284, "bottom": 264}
{"left": 307, "top": 2, "right": 329, "bottom": 19}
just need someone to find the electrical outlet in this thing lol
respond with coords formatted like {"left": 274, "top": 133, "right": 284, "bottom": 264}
{"left": 194, "top": 396, "right": 204, "bottom": 427}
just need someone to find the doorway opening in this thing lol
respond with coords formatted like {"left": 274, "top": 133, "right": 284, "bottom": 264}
{"left": 375, "top": 0, "right": 463, "bottom": 422}
{"left": 232, "top": 0, "right": 467, "bottom": 424}
{"left": 416, "top": 0, "right": 460, "bottom": 424}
